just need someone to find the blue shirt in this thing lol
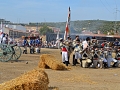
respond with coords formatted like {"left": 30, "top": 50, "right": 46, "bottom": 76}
{"left": 35, "top": 39, "right": 40, "bottom": 44}
{"left": 23, "top": 40, "right": 28, "bottom": 46}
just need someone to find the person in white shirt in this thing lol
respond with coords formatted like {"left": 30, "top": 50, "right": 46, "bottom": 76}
{"left": 2, "top": 36, "right": 7, "bottom": 44}
{"left": 82, "top": 39, "right": 88, "bottom": 50}
{"left": 0, "top": 32, "right": 3, "bottom": 44}
{"left": 73, "top": 40, "right": 82, "bottom": 66}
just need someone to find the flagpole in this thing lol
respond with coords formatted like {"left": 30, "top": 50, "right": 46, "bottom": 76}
{"left": 68, "top": 6, "right": 70, "bottom": 37}
{"left": 56, "top": 28, "right": 60, "bottom": 49}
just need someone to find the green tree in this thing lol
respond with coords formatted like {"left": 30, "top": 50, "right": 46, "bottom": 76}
{"left": 39, "top": 25, "right": 53, "bottom": 35}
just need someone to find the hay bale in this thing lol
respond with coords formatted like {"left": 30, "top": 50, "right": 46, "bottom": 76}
{"left": 38, "top": 54, "right": 68, "bottom": 70}
{"left": 0, "top": 69, "right": 49, "bottom": 90}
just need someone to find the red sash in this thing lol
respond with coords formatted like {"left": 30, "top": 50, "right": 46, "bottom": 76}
{"left": 62, "top": 47, "right": 67, "bottom": 52}
{"left": 117, "top": 58, "right": 120, "bottom": 60}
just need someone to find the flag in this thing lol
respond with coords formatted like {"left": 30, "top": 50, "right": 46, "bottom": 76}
{"left": 64, "top": 7, "right": 71, "bottom": 40}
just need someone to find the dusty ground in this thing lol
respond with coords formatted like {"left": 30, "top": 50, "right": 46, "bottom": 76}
{"left": 0, "top": 48, "right": 120, "bottom": 90}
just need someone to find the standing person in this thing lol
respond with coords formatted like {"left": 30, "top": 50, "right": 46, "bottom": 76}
{"left": 65, "top": 36, "right": 73, "bottom": 64}
{"left": 91, "top": 39, "right": 98, "bottom": 49}
{"left": 32, "top": 38, "right": 35, "bottom": 53}
{"left": 40, "top": 37, "right": 42, "bottom": 47}
{"left": 2, "top": 33, "right": 7, "bottom": 44}
{"left": 1, "top": 32, "right": 5, "bottom": 43}
{"left": 30, "top": 37, "right": 36, "bottom": 54}
{"left": 0, "top": 32, "right": 3, "bottom": 44}
{"left": 29, "top": 37, "right": 33, "bottom": 54}
{"left": 5, "top": 33, "right": 8, "bottom": 44}
{"left": 44, "top": 40, "right": 47, "bottom": 48}
{"left": 35, "top": 37, "right": 41, "bottom": 53}
{"left": 73, "top": 39, "right": 82, "bottom": 66}
{"left": 101, "top": 41, "right": 106, "bottom": 48}
{"left": 82, "top": 38, "right": 88, "bottom": 50}
{"left": 22, "top": 37, "right": 28, "bottom": 54}
{"left": 72, "top": 35, "right": 80, "bottom": 65}
{"left": 114, "top": 39, "right": 119, "bottom": 46}
{"left": 59, "top": 38, "right": 68, "bottom": 66}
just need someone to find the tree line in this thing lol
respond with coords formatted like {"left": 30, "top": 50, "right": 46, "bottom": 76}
{"left": 28, "top": 20, "right": 120, "bottom": 35}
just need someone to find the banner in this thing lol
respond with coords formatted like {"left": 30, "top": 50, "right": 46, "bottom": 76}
{"left": 64, "top": 7, "right": 71, "bottom": 40}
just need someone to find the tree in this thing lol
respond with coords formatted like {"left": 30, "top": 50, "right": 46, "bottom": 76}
{"left": 39, "top": 25, "right": 53, "bottom": 35}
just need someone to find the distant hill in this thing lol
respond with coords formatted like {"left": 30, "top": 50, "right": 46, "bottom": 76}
{"left": 27, "top": 20, "right": 120, "bottom": 34}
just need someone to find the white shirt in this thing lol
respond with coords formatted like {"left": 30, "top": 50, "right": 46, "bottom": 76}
{"left": 82, "top": 40, "right": 88, "bottom": 49}
{"left": 2, "top": 37, "right": 6, "bottom": 44}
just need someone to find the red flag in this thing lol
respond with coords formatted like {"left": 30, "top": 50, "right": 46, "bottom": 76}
{"left": 64, "top": 7, "right": 71, "bottom": 40}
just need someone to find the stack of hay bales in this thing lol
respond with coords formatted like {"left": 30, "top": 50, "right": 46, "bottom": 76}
{"left": 38, "top": 54, "right": 68, "bottom": 70}
{"left": 0, "top": 69, "right": 49, "bottom": 90}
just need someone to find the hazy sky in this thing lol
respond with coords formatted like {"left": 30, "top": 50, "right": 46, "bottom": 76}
{"left": 0, "top": 0, "right": 120, "bottom": 23}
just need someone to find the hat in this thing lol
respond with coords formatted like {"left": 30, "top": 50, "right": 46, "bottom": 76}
{"left": 22, "top": 36, "right": 25, "bottom": 39}
{"left": 67, "top": 35, "right": 70, "bottom": 38}
{"left": 59, "top": 38, "right": 63, "bottom": 41}
{"left": 75, "top": 35, "right": 79, "bottom": 37}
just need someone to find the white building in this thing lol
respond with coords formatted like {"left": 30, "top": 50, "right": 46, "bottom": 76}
{"left": 3, "top": 25, "right": 29, "bottom": 38}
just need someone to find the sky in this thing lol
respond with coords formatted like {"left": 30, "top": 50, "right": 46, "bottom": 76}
{"left": 0, "top": 0, "right": 120, "bottom": 23}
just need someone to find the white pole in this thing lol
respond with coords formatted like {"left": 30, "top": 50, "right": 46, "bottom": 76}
{"left": 13, "top": 25, "right": 16, "bottom": 41}
{"left": 57, "top": 30, "right": 60, "bottom": 49}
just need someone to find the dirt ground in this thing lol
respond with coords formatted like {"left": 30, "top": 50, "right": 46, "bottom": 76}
{"left": 0, "top": 48, "right": 120, "bottom": 90}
